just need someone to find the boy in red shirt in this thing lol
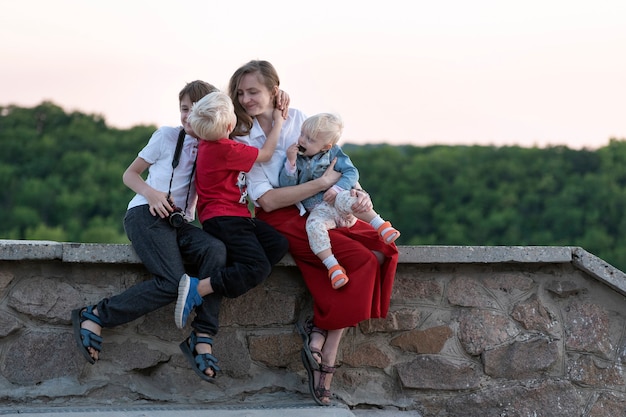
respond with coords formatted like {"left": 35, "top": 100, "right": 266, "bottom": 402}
{"left": 175, "top": 91, "right": 288, "bottom": 330}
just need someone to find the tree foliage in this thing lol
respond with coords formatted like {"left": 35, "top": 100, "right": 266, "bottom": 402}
{"left": 2, "top": 102, "right": 626, "bottom": 270}
{"left": 0, "top": 101, "right": 154, "bottom": 244}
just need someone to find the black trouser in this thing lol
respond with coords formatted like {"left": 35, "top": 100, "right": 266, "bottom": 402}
{"left": 202, "top": 216, "right": 289, "bottom": 298}
{"left": 96, "top": 205, "right": 226, "bottom": 335}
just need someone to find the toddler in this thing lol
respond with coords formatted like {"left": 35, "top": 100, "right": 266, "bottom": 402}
{"left": 279, "top": 112, "right": 399, "bottom": 289}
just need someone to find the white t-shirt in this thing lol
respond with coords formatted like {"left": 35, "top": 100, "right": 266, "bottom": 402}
{"left": 127, "top": 126, "right": 199, "bottom": 220}
{"left": 236, "top": 108, "right": 307, "bottom": 206}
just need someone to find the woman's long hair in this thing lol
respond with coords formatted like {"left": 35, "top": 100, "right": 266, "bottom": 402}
{"left": 228, "top": 60, "right": 280, "bottom": 138}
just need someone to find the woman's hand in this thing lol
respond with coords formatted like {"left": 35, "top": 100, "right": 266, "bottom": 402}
{"left": 319, "top": 158, "right": 341, "bottom": 188}
{"left": 350, "top": 188, "right": 373, "bottom": 214}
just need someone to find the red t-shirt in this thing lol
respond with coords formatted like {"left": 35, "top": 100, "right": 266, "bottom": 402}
{"left": 195, "top": 138, "right": 259, "bottom": 223}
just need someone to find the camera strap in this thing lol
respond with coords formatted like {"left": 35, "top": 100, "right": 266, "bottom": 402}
{"left": 171, "top": 127, "right": 186, "bottom": 169}
{"left": 166, "top": 128, "right": 195, "bottom": 220}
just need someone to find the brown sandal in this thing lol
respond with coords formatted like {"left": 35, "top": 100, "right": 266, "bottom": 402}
{"left": 306, "top": 318, "right": 327, "bottom": 335}
{"left": 307, "top": 319, "right": 327, "bottom": 361}
{"left": 297, "top": 320, "right": 322, "bottom": 370}
{"left": 313, "top": 363, "right": 336, "bottom": 406}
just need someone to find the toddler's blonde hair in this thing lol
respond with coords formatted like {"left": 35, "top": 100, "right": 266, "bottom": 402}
{"left": 188, "top": 91, "right": 236, "bottom": 141}
{"left": 301, "top": 113, "right": 343, "bottom": 146}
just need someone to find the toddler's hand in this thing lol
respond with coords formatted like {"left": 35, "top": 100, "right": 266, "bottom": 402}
{"left": 286, "top": 143, "right": 298, "bottom": 165}
{"left": 323, "top": 188, "right": 338, "bottom": 205}
{"left": 275, "top": 90, "right": 290, "bottom": 119}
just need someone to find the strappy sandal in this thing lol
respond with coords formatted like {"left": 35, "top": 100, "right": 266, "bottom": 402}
{"left": 179, "top": 331, "right": 220, "bottom": 383}
{"left": 302, "top": 353, "right": 336, "bottom": 407}
{"left": 314, "top": 363, "right": 337, "bottom": 406}
{"left": 377, "top": 221, "right": 400, "bottom": 244}
{"left": 296, "top": 319, "right": 327, "bottom": 370}
{"left": 328, "top": 264, "right": 349, "bottom": 289}
{"left": 296, "top": 321, "right": 320, "bottom": 371}
{"left": 71, "top": 306, "right": 103, "bottom": 365}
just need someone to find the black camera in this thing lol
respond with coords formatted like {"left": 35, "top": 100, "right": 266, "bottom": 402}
{"left": 167, "top": 199, "right": 185, "bottom": 228}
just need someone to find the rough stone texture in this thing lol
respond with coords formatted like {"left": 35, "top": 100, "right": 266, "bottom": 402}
{"left": 421, "top": 380, "right": 584, "bottom": 417}
{"left": 447, "top": 275, "right": 502, "bottom": 309}
{"left": 588, "top": 393, "right": 626, "bottom": 417}
{"left": 457, "top": 309, "right": 520, "bottom": 356}
{"left": 397, "top": 355, "right": 482, "bottom": 390}
{"left": 482, "top": 336, "right": 560, "bottom": 379}
{"left": 564, "top": 301, "right": 613, "bottom": 359}
{"left": 2, "top": 241, "right": 626, "bottom": 417}
{"left": 511, "top": 295, "right": 557, "bottom": 334}
{"left": 2, "top": 331, "right": 82, "bottom": 384}
{"left": 390, "top": 325, "right": 453, "bottom": 354}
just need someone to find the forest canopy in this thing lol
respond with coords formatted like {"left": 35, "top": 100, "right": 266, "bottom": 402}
{"left": 2, "top": 101, "right": 626, "bottom": 270}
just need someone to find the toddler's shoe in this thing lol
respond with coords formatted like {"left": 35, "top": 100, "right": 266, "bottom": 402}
{"left": 328, "top": 265, "right": 349, "bottom": 289}
{"left": 377, "top": 221, "right": 400, "bottom": 244}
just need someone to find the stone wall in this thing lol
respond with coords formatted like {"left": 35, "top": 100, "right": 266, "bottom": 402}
{"left": 1, "top": 240, "right": 626, "bottom": 416}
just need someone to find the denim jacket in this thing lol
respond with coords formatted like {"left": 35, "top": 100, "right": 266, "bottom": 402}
{"left": 279, "top": 144, "right": 358, "bottom": 212}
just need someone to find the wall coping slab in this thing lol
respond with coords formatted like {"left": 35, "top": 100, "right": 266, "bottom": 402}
{"left": 1, "top": 239, "right": 625, "bottom": 296}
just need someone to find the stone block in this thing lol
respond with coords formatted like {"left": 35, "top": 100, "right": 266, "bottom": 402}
{"left": 482, "top": 336, "right": 560, "bottom": 379}
{"left": 397, "top": 355, "right": 482, "bottom": 390}
{"left": 390, "top": 325, "right": 453, "bottom": 354}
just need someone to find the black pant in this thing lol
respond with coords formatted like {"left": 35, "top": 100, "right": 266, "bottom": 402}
{"left": 97, "top": 205, "right": 227, "bottom": 335}
{"left": 202, "top": 216, "right": 289, "bottom": 298}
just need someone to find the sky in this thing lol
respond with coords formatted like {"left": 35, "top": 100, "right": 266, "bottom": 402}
{"left": 1, "top": 0, "right": 625, "bottom": 149}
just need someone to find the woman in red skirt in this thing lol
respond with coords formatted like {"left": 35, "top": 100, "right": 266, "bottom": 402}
{"left": 229, "top": 60, "right": 399, "bottom": 405}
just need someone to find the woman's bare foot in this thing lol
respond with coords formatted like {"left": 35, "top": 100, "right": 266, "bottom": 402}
{"left": 309, "top": 330, "right": 325, "bottom": 366}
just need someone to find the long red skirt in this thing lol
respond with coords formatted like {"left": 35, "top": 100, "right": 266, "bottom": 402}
{"left": 257, "top": 206, "right": 399, "bottom": 330}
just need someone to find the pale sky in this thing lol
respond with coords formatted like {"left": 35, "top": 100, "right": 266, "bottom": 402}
{"left": 2, "top": 0, "right": 625, "bottom": 149}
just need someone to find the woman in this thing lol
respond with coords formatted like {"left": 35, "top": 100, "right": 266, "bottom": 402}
{"left": 228, "top": 60, "right": 399, "bottom": 405}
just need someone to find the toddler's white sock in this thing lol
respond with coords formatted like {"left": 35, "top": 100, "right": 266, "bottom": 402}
{"left": 322, "top": 255, "right": 338, "bottom": 270}
{"left": 370, "top": 215, "right": 385, "bottom": 230}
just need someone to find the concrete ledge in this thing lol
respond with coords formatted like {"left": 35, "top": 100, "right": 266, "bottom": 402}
{"left": 62, "top": 242, "right": 150, "bottom": 264}
{"left": 0, "top": 239, "right": 64, "bottom": 261}
{"left": 2, "top": 240, "right": 625, "bottom": 296}
{"left": 571, "top": 247, "right": 626, "bottom": 296}
{"left": 0, "top": 241, "right": 576, "bottom": 265}
{"left": 398, "top": 245, "right": 573, "bottom": 264}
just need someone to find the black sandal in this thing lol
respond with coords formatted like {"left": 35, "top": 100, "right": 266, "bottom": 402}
{"left": 71, "top": 306, "right": 103, "bottom": 364}
{"left": 314, "top": 363, "right": 337, "bottom": 406}
{"left": 302, "top": 349, "right": 336, "bottom": 407}
{"left": 179, "top": 331, "right": 220, "bottom": 382}
{"left": 296, "top": 319, "right": 326, "bottom": 371}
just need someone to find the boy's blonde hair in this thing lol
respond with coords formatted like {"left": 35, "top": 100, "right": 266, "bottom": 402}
{"left": 188, "top": 91, "right": 236, "bottom": 141}
{"left": 301, "top": 113, "right": 343, "bottom": 146}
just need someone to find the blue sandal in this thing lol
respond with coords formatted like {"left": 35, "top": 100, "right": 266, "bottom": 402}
{"left": 71, "top": 306, "right": 103, "bottom": 364}
{"left": 179, "top": 331, "right": 220, "bottom": 382}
